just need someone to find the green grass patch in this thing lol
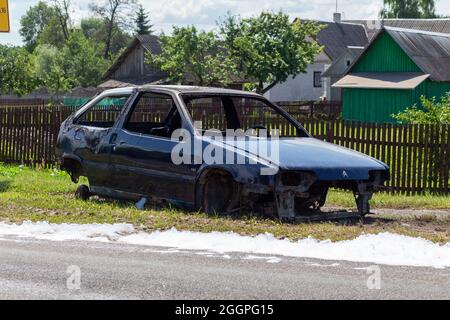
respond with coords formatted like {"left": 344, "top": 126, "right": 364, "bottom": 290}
{"left": 0, "top": 163, "right": 449, "bottom": 243}
{"left": 327, "top": 189, "right": 450, "bottom": 210}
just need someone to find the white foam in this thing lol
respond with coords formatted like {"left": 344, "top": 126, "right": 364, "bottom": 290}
{"left": 1, "top": 221, "right": 449, "bottom": 268}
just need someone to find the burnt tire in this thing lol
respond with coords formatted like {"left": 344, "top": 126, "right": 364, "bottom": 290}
{"left": 202, "top": 173, "right": 236, "bottom": 215}
{"left": 75, "top": 184, "right": 90, "bottom": 201}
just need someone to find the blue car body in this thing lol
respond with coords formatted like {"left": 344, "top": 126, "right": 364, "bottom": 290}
{"left": 56, "top": 86, "right": 389, "bottom": 219}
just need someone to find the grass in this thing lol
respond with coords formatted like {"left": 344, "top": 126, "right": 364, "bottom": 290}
{"left": 328, "top": 189, "right": 450, "bottom": 210}
{"left": 0, "top": 163, "right": 449, "bottom": 243}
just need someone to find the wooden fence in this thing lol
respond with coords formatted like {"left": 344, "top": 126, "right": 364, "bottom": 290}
{"left": 276, "top": 101, "right": 342, "bottom": 120}
{"left": 0, "top": 105, "right": 449, "bottom": 195}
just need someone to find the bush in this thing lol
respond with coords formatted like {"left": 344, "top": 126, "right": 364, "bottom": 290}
{"left": 392, "top": 94, "right": 450, "bottom": 124}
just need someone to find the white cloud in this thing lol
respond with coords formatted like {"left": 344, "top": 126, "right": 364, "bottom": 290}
{"left": 1, "top": 0, "right": 450, "bottom": 46}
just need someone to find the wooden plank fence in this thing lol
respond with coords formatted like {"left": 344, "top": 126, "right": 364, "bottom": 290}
{"left": 0, "top": 105, "right": 449, "bottom": 195}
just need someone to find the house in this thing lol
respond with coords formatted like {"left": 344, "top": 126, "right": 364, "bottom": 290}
{"left": 321, "top": 18, "right": 450, "bottom": 103}
{"left": 100, "top": 34, "right": 247, "bottom": 90}
{"left": 264, "top": 15, "right": 369, "bottom": 103}
{"left": 322, "top": 46, "right": 365, "bottom": 101}
{"left": 333, "top": 27, "right": 450, "bottom": 123}
{"left": 344, "top": 18, "right": 450, "bottom": 40}
{"left": 100, "top": 34, "right": 166, "bottom": 89}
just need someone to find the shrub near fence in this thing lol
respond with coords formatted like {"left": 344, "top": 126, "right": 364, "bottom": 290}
{"left": 0, "top": 105, "right": 449, "bottom": 195}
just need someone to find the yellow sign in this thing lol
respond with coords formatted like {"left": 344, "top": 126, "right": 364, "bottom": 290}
{"left": 0, "top": 0, "right": 10, "bottom": 33}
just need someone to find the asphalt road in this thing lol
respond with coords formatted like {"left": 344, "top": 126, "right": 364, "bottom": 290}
{"left": 0, "top": 236, "right": 449, "bottom": 300}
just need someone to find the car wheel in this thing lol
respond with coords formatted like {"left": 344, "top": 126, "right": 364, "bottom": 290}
{"left": 203, "top": 173, "right": 236, "bottom": 215}
{"left": 75, "top": 184, "right": 90, "bottom": 201}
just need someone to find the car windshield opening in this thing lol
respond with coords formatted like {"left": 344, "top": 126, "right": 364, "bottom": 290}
{"left": 183, "top": 95, "right": 308, "bottom": 138}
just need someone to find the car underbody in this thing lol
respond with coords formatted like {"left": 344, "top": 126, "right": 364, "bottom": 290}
{"left": 226, "top": 170, "right": 388, "bottom": 221}
{"left": 63, "top": 156, "right": 387, "bottom": 222}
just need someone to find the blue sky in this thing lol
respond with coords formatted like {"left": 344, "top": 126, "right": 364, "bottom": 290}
{"left": 2, "top": 0, "right": 450, "bottom": 46}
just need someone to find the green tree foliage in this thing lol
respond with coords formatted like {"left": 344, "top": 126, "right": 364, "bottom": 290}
{"left": 33, "top": 44, "right": 70, "bottom": 92}
{"left": 19, "top": 1, "right": 58, "bottom": 51}
{"left": 392, "top": 95, "right": 450, "bottom": 124}
{"left": 37, "top": 15, "right": 67, "bottom": 48}
{"left": 147, "top": 26, "right": 237, "bottom": 87}
{"left": 57, "top": 31, "right": 109, "bottom": 88}
{"left": 14, "top": 0, "right": 135, "bottom": 94}
{"left": 219, "top": 12, "right": 324, "bottom": 93}
{"left": 32, "top": 32, "right": 109, "bottom": 92}
{"left": 80, "top": 17, "right": 132, "bottom": 60}
{"left": 392, "top": 94, "right": 449, "bottom": 184}
{"left": 81, "top": 17, "right": 105, "bottom": 39}
{"left": 134, "top": 5, "right": 153, "bottom": 35}
{"left": 380, "top": 0, "right": 437, "bottom": 18}
{"left": 0, "top": 46, "right": 39, "bottom": 96}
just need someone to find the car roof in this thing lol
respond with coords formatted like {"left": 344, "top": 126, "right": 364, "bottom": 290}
{"left": 99, "top": 85, "right": 261, "bottom": 97}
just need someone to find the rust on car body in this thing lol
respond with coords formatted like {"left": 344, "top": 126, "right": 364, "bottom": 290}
{"left": 56, "top": 85, "right": 390, "bottom": 220}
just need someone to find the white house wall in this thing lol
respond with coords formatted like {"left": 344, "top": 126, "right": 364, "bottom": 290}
{"left": 265, "top": 62, "right": 330, "bottom": 102}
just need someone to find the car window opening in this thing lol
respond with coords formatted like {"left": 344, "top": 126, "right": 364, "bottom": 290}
{"left": 183, "top": 95, "right": 308, "bottom": 138}
{"left": 75, "top": 95, "right": 131, "bottom": 128}
{"left": 124, "top": 92, "right": 182, "bottom": 138}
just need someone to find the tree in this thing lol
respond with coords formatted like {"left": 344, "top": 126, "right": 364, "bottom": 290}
{"left": 32, "top": 32, "right": 109, "bottom": 92}
{"left": 219, "top": 12, "right": 324, "bottom": 94}
{"left": 80, "top": 17, "right": 132, "bottom": 59}
{"left": 48, "top": 0, "right": 73, "bottom": 40}
{"left": 146, "top": 26, "right": 237, "bottom": 87}
{"left": 134, "top": 5, "right": 153, "bottom": 35}
{"left": 81, "top": 17, "right": 105, "bottom": 40}
{"left": 56, "top": 31, "right": 109, "bottom": 88}
{"left": 380, "top": 0, "right": 437, "bottom": 18}
{"left": 90, "top": 0, "right": 137, "bottom": 59}
{"left": 0, "top": 46, "right": 39, "bottom": 96}
{"left": 33, "top": 44, "right": 70, "bottom": 92}
{"left": 37, "top": 14, "right": 67, "bottom": 48}
{"left": 19, "top": 1, "right": 57, "bottom": 51}
{"left": 392, "top": 95, "right": 450, "bottom": 124}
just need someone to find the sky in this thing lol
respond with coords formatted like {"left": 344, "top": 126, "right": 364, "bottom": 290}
{"left": 1, "top": 0, "right": 450, "bottom": 46}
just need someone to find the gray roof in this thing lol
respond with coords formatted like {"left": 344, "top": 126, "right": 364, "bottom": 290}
{"left": 344, "top": 19, "right": 450, "bottom": 40}
{"left": 322, "top": 46, "right": 364, "bottom": 78}
{"left": 136, "top": 34, "right": 162, "bottom": 55}
{"left": 346, "top": 27, "right": 450, "bottom": 82}
{"left": 315, "top": 22, "right": 369, "bottom": 60}
{"left": 386, "top": 27, "right": 450, "bottom": 82}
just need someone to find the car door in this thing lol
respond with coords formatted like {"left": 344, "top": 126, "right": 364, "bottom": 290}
{"left": 71, "top": 94, "right": 131, "bottom": 188}
{"left": 108, "top": 91, "right": 196, "bottom": 203}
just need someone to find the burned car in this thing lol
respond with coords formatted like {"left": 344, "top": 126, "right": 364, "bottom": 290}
{"left": 56, "top": 86, "right": 389, "bottom": 220}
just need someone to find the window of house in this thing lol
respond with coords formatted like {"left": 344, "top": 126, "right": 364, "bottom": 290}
{"left": 124, "top": 92, "right": 181, "bottom": 138}
{"left": 76, "top": 95, "right": 130, "bottom": 128}
{"left": 313, "top": 71, "right": 322, "bottom": 88}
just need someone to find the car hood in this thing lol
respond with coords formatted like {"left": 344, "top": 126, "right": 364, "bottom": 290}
{"left": 222, "top": 137, "right": 388, "bottom": 180}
